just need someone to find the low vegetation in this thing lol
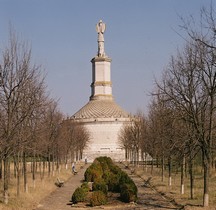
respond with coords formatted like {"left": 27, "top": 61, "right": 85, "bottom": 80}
{"left": 72, "top": 156, "right": 137, "bottom": 207}
{"left": 0, "top": 162, "right": 73, "bottom": 210}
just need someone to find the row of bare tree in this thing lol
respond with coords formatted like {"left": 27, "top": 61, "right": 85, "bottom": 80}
{"left": 0, "top": 30, "right": 89, "bottom": 204}
{"left": 119, "top": 5, "right": 216, "bottom": 207}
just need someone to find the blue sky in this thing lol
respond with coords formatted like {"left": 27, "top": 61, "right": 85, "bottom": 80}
{"left": 0, "top": 0, "right": 213, "bottom": 116}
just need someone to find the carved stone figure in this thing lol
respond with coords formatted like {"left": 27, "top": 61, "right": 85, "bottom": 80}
{"left": 96, "top": 20, "right": 106, "bottom": 57}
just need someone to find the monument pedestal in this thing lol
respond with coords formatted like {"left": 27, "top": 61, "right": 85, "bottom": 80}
{"left": 90, "top": 56, "right": 113, "bottom": 101}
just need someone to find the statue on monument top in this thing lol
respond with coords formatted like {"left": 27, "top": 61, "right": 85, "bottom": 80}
{"left": 96, "top": 20, "right": 106, "bottom": 57}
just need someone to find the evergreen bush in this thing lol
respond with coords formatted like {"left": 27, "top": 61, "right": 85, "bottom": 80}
{"left": 120, "top": 183, "right": 137, "bottom": 203}
{"left": 81, "top": 182, "right": 90, "bottom": 193}
{"left": 92, "top": 178, "right": 108, "bottom": 194}
{"left": 119, "top": 171, "right": 134, "bottom": 185}
{"left": 90, "top": 190, "right": 107, "bottom": 206}
{"left": 107, "top": 173, "right": 121, "bottom": 192}
{"left": 82, "top": 156, "right": 138, "bottom": 204}
{"left": 71, "top": 187, "right": 87, "bottom": 204}
{"left": 84, "top": 160, "right": 103, "bottom": 182}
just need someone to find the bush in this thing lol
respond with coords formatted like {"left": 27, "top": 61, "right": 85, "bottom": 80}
{"left": 107, "top": 173, "right": 121, "bottom": 192}
{"left": 71, "top": 187, "right": 87, "bottom": 204}
{"left": 120, "top": 183, "right": 137, "bottom": 203}
{"left": 96, "top": 156, "right": 112, "bottom": 173}
{"left": 81, "top": 182, "right": 90, "bottom": 193}
{"left": 119, "top": 171, "right": 134, "bottom": 185}
{"left": 90, "top": 190, "right": 107, "bottom": 207}
{"left": 83, "top": 156, "right": 138, "bottom": 205}
{"left": 84, "top": 160, "right": 103, "bottom": 182}
{"left": 92, "top": 178, "right": 108, "bottom": 195}
{"left": 109, "top": 164, "right": 121, "bottom": 174}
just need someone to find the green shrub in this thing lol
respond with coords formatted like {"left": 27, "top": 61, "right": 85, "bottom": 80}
{"left": 96, "top": 156, "right": 112, "bottom": 165}
{"left": 71, "top": 187, "right": 87, "bottom": 204}
{"left": 83, "top": 156, "right": 137, "bottom": 205}
{"left": 107, "top": 173, "right": 121, "bottom": 192}
{"left": 90, "top": 190, "right": 107, "bottom": 206}
{"left": 109, "top": 164, "right": 121, "bottom": 174}
{"left": 84, "top": 167, "right": 92, "bottom": 182}
{"left": 84, "top": 160, "right": 103, "bottom": 182}
{"left": 120, "top": 183, "right": 137, "bottom": 203}
{"left": 81, "top": 182, "right": 90, "bottom": 193}
{"left": 96, "top": 156, "right": 110, "bottom": 173}
{"left": 102, "top": 171, "right": 111, "bottom": 184}
{"left": 119, "top": 171, "right": 134, "bottom": 185}
{"left": 92, "top": 178, "right": 108, "bottom": 194}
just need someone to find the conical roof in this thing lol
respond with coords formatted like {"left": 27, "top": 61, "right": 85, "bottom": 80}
{"left": 72, "top": 99, "right": 130, "bottom": 119}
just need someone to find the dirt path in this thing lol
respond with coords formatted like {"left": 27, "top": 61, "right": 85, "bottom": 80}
{"left": 35, "top": 164, "right": 88, "bottom": 210}
{"left": 128, "top": 173, "right": 182, "bottom": 209}
{"left": 116, "top": 164, "right": 184, "bottom": 210}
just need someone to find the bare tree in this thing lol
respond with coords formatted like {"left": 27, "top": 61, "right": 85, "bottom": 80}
{"left": 118, "top": 114, "right": 145, "bottom": 166}
{"left": 0, "top": 29, "right": 47, "bottom": 203}
{"left": 59, "top": 120, "right": 90, "bottom": 165}
{"left": 40, "top": 100, "right": 63, "bottom": 176}
{"left": 156, "top": 33, "right": 216, "bottom": 206}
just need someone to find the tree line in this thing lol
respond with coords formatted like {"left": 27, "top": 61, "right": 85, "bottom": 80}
{"left": 0, "top": 29, "right": 90, "bottom": 204}
{"left": 119, "top": 5, "right": 216, "bottom": 207}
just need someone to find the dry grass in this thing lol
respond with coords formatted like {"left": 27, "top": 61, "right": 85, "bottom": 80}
{"left": 134, "top": 164, "right": 216, "bottom": 210}
{"left": 0, "top": 162, "right": 82, "bottom": 210}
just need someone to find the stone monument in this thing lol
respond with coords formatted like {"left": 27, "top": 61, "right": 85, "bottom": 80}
{"left": 96, "top": 20, "right": 106, "bottom": 57}
{"left": 72, "top": 20, "right": 131, "bottom": 162}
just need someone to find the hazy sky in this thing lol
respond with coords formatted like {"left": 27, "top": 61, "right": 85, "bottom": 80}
{"left": 0, "top": 0, "right": 213, "bottom": 116}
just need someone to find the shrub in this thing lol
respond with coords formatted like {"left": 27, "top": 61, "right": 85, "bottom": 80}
{"left": 90, "top": 190, "right": 107, "bottom": 207}
{"left": 92, "top": 178, "right": 108, "bottom": 195}
{"left": 119, "top": 171, "right": 134, "bottom": 185}
{"left": 84, "top": 167, "right": 92, "bottom": 182}
{"left": 84, "top": 160, "right": 103, "bottom": 182}
{"left": 102, "top": 170, "right": 111, "bottom": 184}
{"left": 96, "top": 156, "right": 110, "bottom": 173}
{"left": 81, "top": 182, "right": 90, "bottom": 193}
{"left": 71, "top": 187, "right": 87, "bottom": 204}
{"left": 107, "top": 173, "right": 121, "bottom": 192}
{"left": 109, "top": 164, "right": 121, "bottom": 174}
{"left": 120, "top": 183, "right": 137, "bottom": 203}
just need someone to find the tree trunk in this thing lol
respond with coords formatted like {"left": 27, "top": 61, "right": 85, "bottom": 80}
{"left": 203, "top": 162, "right": 209, "bottom": 207}
{"left": 136, "top": 148, "right": 139, "bottom": 166}
{"left": 203, "top": 149, "right": 210, "bottom": 207}
{"left": 151, "top": 158, "right": 154, "bottom": 175}
{"left": 48, "top": 153, "right": 51, "bottom": 177}
{"left": 39, "top": 156, "right": 42, "bottom": 180}
{"left": 161, "top": 156, "right": 165, "bottom": 182}
{"left": 42, "top": 159, "right": 45, "bottom": 180}
{"left": 0, "top": 158, "right": 2, "bottom": 180}
{"left": 144, "top": 152, "right": 147, "bottom": 172}
{"left": 32, "top": 154, "right": 36, "bottom": 188}
{"left": 52, "top": 156, "right": 55, "bottom": 177}
{"left": 16, "top": 153, "right": 21, "bottom": 197}
{"left": 156, "top": 155, "right": 159, "bottom": 168}
{"left": 13, "top": 158, "right": 17, "bottom": 178}
{"left": 3, "top": 156, "right": 9, "bottom": 204}
{"left": 23, "top": 152, "right": 28, "bottom": 193}
{"left": 168, "top": 157, "right": 172, "bottom": 186}
{"left": 180, "top": 155, "right": 185, "bottom": 194}
{"left": 188, "top": 155, "right": 194, "bottom": 199}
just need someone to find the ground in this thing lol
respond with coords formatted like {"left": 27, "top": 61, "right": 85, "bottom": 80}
{"left": 34, "top": 163, "right": 215, "bottom": 210}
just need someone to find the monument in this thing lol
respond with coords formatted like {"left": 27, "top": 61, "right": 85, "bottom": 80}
{"left": 72, "top": 20, "right": 131, "bottom": 162}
